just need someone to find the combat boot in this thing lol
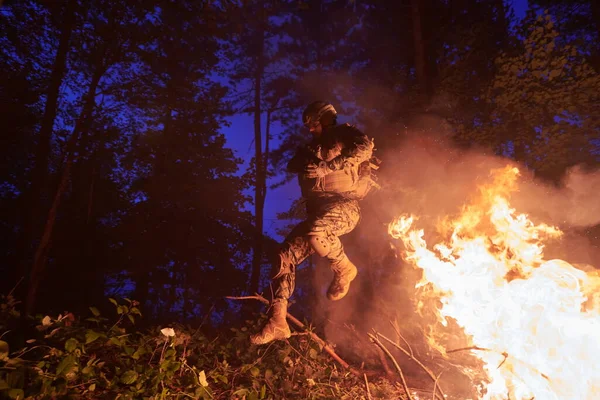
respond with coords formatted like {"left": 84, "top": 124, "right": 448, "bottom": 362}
{"left": 327, "top": 256, "right": 358, "bottom": 301}
{"left": 250, "top": 299, "right": 291, "bottom": 345}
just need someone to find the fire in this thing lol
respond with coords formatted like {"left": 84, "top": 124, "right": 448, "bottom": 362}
{"left": 388, "top": 166, "right": 600, "bottom": 400}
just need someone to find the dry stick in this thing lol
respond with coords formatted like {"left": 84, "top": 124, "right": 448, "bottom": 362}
{"left": 391, "top": 320, "right": 414, "bottom": 358}
{"left": 364, "top": 373, "right": 373, "bottom": 400}
{"left": 446, "top": 346, "right": 491, "bottom": 354}
{"left": 376, "top": 332, "right": 446, "bottom": 400}
{"left": 226, "top": 294, "right": 361, "bottom": 378}
{"left": 368, "top": 333, "right": 414, "bottom": 400}
{"left": 374, "top": 344, "right": 395, "bottom": 378}
{"left": 432, "top": 371, "right": 444, "bottom": 400}
{"left": 343, "top": 322, "right": 393, "bottom": 378}
{"left": 448, "top": 346, "right": 549, "bottom": 381}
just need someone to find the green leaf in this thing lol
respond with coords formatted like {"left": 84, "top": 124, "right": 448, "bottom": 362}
{"left": 88, "top": 383, "right": 96, "bottom": 392}
{"left": 123, "top": 346, "right": 135, "bottom": 356}
{"left": 109, "top": 298, "right": 118, "bottom": 306}
{"left": 85, "top": 330, "right": 101, "bottom": 344}
{"left": 127, "top": 314, "right": 135, "bottom": 324}
{"left": 264, "top": 369, "right": 273, "bottom": 379}
{"left": 260, "top": 384, "right": 266, "bottom": 399}
{"left": 130, "top": 307, "right": 142, "bottom": 316}
{"left": 7, "top": 389, "right": 24, "bottom": 399}
{"left": 56, "top": 355, "right": 76, "bottom": 376}
{"left": 198, "top": 370, "right": 208, "bottom": 387}
{"left": 120, "top": 370, "right": 138, "bottom": 385}
{"left": 82, "top": 366, "right": 94, "bottom": 375}
{"left": 250, "top": 366, "right": 260, "bottom": 377}
{"left": 165, "top": 349, "right": 176, "bottom": 358}
{"left": 132, "top": 347, "right": 146, "bottom": 360}
{"left": 89, "top": 307, "right": 100, "bottom": 317}
{"left": 65, "top": 338, "right": 79, "bottom": 352}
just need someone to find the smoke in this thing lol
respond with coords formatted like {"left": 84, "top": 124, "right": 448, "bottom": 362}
{"left": 315, "top": 112, "right": 600, "bottom": 369}
{"left": 514, "top": 165, "right": 600, "bottom": 228}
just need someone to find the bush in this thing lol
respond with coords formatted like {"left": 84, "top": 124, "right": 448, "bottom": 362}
{"left": 0, "top": 295, "right": 404, "bottom": 399}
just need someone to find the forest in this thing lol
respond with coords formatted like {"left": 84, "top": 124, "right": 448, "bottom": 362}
{"left": 1, "top": 0, "right": 599, "bottom": 399}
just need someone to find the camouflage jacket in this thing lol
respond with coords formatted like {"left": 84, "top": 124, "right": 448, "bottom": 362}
{"left": 287, "top": 123, "right": 375, "bottom": 199}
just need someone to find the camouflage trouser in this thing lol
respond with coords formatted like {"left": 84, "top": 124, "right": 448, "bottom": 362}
{"left": 271, "top": 196, "right": 360, "bottom": 300}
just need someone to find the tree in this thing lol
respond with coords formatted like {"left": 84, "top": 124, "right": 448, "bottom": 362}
{"left": 460, "top": 12, "right": 600, "bottom": 179}
{"left": 114, "top": 0, "right": 252, "bottom": 321}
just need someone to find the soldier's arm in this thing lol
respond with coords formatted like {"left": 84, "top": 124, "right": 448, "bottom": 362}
{"left": 328, "top": 126, "right": 374, "bottom": 170}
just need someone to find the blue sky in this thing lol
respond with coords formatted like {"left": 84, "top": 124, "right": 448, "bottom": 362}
{"left": 222, "top": 0, "right": 529, "bottom": 240}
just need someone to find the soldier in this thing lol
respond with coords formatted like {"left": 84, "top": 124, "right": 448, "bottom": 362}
{"left": 250, "top": 101, "right": 376, "bottom": 345}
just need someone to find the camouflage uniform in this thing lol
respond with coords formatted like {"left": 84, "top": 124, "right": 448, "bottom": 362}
{"left": 272, "top": 123, "right": 374, "bottom": 301}
{"left": 250, "top": 122, "right": 375, "bottom": 345}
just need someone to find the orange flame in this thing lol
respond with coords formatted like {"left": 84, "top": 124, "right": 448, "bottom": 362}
{"left": 389, "top": 166, "right": 600, "bottom": 399}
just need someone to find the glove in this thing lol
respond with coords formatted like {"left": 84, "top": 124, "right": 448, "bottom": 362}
{"left": 327, "top": 155, "right": 347, "bottom": 171}
{"left": 305, "top": 161, "right": 331, "bottom": 178}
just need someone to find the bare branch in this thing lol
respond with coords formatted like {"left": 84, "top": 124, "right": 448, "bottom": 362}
{"left": 364, "top": 373, "right": 373, "bottom": 400}
{"left": 226, "top": 294, "right": 361, "bottom": 377}
{"left": 376, "top": 332, "right": 446, "bottom": 400}
{"left": 368, "top": 332, "right": 413, "bottom": 400}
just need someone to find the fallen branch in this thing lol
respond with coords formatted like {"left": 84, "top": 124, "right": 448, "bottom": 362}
{"left": 448, "top": 346, "right": 548, "bottom": 381}
{"left": 342, "top": 322, "right": 393, "bottom": 378}
{"left": 432, "top": 371, "right": 443, "bottom": 400}
{"left": 391, "top": 319, "right": 413, "bottom": 358}
{"left": 376, "top": 332, "right": 446, "bottom": 400}
{"left": 226, "top": 294, "right": 361, "bottom": 377}
{"left": 364, "top": 373, "right": 373, "bottom": 400}
{"left": 446, "top": 346, "right": 491, "bottom": 354}
{"left": 368, "top": 332, "right": 413, "bottom": 400}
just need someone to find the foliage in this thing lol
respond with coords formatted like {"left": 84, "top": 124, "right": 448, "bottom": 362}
{"left": 456, "top": 11, "right": 600, "bottom": 179}
{"left": 0, "top": 296, "right": 405, "bottom": 400}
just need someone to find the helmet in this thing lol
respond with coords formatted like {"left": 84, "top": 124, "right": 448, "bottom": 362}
{"left": 302, "top": 101, "right": 337, "bottom": 128}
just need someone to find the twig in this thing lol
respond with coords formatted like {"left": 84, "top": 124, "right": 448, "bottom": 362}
{"left": 432, "top": 371, "right": 444, "bottom": 400}
{"left": 8, "top": 276, "right": 24, "bottom": 298}
{"left": 497, "top": 352, "right": 509, "bottom": 369}
{"left": 448, "top": 346, "right": 550, "bottom": 381}
{"left": 226, "top": 294, "right": 361, "bottom": 377}
{"left": 390, "top": 319, "right": 414, "bottom": 358}
{"left": 375, "top": 344, "right": 394, "bottom": 378}
{"left": 364, "top": 373, "right": 373, "bottom": 400}
{"left": 368, "top": 332, "right": 414, "bottom": 400}
{"left": 446, "top": 345, "right": 491, "bottom": 354}
{"left": 376, "top": 332, "right": 446, "bottom": 400}
{"left": 342, "top": 322, "right": 393, "bottom": 377}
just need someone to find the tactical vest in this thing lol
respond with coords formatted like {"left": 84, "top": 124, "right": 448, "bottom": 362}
{"left": 299, "top": 125, "right": 380, "bottom": 200}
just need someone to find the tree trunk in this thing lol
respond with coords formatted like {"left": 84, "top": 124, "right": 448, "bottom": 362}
{"left": 67, "top": 154, "right": 104, "bottom": 309}
{"left": 248, "top": 3, "right": 266, "bottom": 296}
{"left": 16, "top": 0, "right": 77, "bottom": 291}
{"left": 494, "top": 0, "right": 508, "bottom": 46}
{"left": 25, "top": 52, "right": 106, "bottom": 315}
{"left": 592, "top": 1, "right": 600, "bottom": 52}
{"left": 411, "top": 0, "right": 429, "bottom": 103}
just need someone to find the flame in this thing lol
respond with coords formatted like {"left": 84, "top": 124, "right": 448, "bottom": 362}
{"left": 389, "top": 166, "right": 600, "bottom": 400}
